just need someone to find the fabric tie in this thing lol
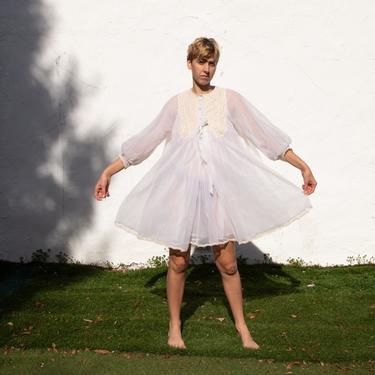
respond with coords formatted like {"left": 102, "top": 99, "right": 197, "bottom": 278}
{"left": 197, "top": 120, "right": 214, "bottom": 196}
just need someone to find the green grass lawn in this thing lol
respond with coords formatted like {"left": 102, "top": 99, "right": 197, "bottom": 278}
{"left": 0, "top": 260, "right": 374, "bottom": 374}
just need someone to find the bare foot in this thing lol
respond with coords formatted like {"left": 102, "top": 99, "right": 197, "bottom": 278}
{"left": 235, "top": 324, "right": 260, "bottom": 350}
{"left": 167, "top": 321, "right": 186, "bottom": 349}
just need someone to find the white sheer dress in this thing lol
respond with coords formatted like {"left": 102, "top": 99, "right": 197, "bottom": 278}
{"left": 114, "top": 86, "right": 312, "bottom": 252}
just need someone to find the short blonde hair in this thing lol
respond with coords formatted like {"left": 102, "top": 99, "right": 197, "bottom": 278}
{"left": 187, "top": 37, "right": 220, "bottom": 63}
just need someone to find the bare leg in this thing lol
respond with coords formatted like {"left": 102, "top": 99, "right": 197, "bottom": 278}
{"left": 212, "top": 241, "right": 260, "bottom": 349}
{"left": 166, "top": 245, "right": 191, "bottom": 349}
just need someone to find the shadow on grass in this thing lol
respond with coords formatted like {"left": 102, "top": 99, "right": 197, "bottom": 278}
{"left": 1, "top": 260, "right": 374, "bottom": 363}
{"left": 0, "top": 259, "right": 301, "bottom": 343}
{"left": 0, "top": 260, "right": 102, "bottom": 316}
{"left": 144, "top": 261, "right": 301, "bottom": 330}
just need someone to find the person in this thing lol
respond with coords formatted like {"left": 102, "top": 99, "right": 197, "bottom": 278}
{"left": 94, "top": 37, "right": 317, "bottom": 350}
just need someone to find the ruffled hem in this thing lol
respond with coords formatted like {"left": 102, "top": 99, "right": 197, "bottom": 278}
{"left": 114, "top": 203, "right": 313, "bottom": 253}
{"left": 235, "top": 204, "right": 312, "bottom": 245}
{"left": 114, "top": 222, "right": 190, "bottom": 251}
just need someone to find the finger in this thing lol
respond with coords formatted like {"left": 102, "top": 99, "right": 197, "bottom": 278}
{"left": 98, "top": 185, "right": 106, "bottom": 198}
{"left": 97, "top": 188, "right": 105, "bottom": 200}
{"left": 94, "top": 188, "right": 100, "bottom": 199}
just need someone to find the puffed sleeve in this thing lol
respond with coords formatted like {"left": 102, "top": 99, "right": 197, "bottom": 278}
{"left": 119, "top": 95, "right": 177, "bottom": 168}
{"left": 227, "top": 89, "right": 292, "bottom": 161}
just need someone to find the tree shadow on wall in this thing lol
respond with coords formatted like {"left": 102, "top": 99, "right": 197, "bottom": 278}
{"left": 0, "top": 2, "right": 112, "bottom": 263}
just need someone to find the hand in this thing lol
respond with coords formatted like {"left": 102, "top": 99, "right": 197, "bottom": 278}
{"left": 94, "top": 173, "right": 111, "bottom": 201}
{"left": 301, "top": 168, "right": 317, "bottom": 195}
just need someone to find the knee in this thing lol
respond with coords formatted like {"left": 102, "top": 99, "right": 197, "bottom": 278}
{"left": 217, "top": 261, "right": 238, "bottom": 276}
{"left": 169, "top": 256, "right": 189, "bottom": 273}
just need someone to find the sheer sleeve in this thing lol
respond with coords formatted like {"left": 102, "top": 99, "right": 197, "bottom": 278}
{"left": 227, "top": 89, "right": 292, "bottom": 161}
{"left": 119, "top": 95, "right": 177, "bottom": 168}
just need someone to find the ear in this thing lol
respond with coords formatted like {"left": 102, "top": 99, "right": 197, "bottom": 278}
{"left": 187, "top": 60, "right": 192, "bottom": 70}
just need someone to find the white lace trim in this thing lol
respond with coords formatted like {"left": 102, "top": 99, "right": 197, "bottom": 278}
{"left": 115, "top": 204, "right": 312, "bottom": 253}
{"left": 114, "top": 221, "right": 188, "bottom": 251}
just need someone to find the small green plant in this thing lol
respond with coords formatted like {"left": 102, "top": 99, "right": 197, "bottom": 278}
{"left": 346, "top": 254, "right": 375, "bottom": 266}
{"left": 286, "top": 256, "right": 308, "bottom": 267}
{"left": 29, "top": 249, "right": 80, "bottom": 265}
{"left": 147, "top": 255, "right": 169, "bottom": 268}
{"left": 55, "top": 251, "right": 71, "bottom": 264}
{"left": 191, "top": 253, "right": 211, "bottom": 265}
{"left": 263, "top": 253, "right": 274, "bottom": 264}
{"left": 103, "top": 260, "right": 116, "bottom": 269}
{"left": 237, "top": 254, "right": 247, "bottom": 265}
{"left": 31, "top": 248, "right": 51, "bottom": 263}
{"left": 70, "top": 257, "right": 82, "bottom": 265}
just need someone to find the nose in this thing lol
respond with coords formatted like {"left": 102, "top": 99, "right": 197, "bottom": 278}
{"left": 203, "top": 62, "right": 209, "bottom": 73}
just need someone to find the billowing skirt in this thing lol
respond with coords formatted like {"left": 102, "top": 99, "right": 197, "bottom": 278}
{"left": 115, "top": 127, "right": 312, "bottom": 252}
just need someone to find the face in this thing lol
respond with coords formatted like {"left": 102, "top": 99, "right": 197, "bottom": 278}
{"left": 187, "top": 55, "right": 217, "bottom": 87}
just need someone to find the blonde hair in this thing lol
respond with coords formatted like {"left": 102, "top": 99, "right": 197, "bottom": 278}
{"left": 187, "top": 37, "right": 220, "bottom": 63}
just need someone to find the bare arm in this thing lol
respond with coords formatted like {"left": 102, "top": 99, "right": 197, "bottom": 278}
{"left": 282, "top": 148, "right": 308, "bottom": 170}
{"left": 102, "top": 157, "right": 125, "bottom": 177}
{"left": 93, "top": 158, "right": 127, "bottom": 201}
{"left": 282, "top": 148, "right": 317, "bottom": 195}
{"left": 93, "top": 95, "right": 177, "bottom": 202}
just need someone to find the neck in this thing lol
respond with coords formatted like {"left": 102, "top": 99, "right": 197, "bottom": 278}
{"left": 191, "top": 80, "right": 215, "bottom": 95}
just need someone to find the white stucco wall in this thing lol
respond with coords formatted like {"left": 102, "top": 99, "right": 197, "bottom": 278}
{"left": 1, "top": 0, "right": 374, "bottom": 266}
